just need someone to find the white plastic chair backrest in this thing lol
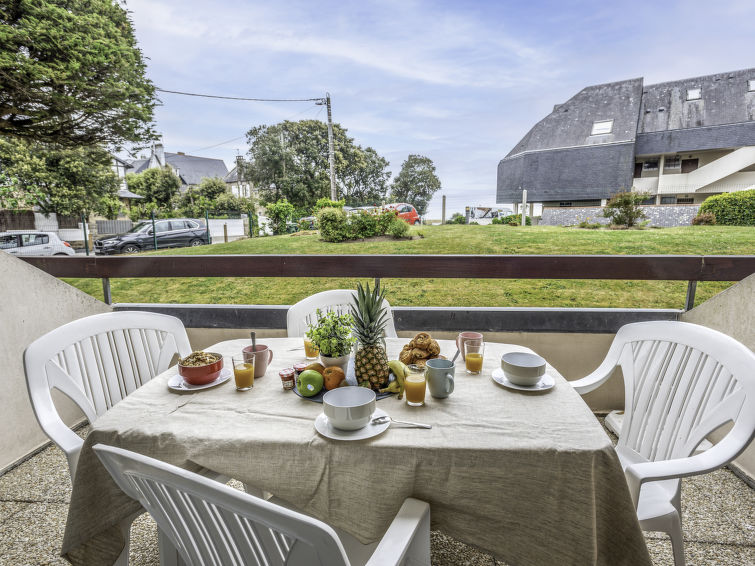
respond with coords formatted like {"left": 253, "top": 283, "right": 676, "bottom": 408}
{"left": 612, "top": 321, "right": 755, "bottom": 466}
{"left": 23, "top": 311, "right": 192, "bottom": 479}
{"left": 93, "top": 444, "right": 351, "bottom": 566}
{"left": 287, "top": 289, "right": 397, "bottom": 338}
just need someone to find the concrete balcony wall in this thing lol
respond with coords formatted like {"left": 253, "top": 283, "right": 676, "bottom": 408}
{"left": 0, "top": 253, "right": 111, "bottom": 473}
{"left": 632, "top": 176, "right": 659, "bottom": 192}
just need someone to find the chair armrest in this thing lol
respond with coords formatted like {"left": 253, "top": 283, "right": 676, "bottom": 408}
{"left": 569, "top": 354, "right": 621, "bottom": 395}
{"left": 624, "top": 438, "right": 746, "bottom": 508}
{"left": 365, "top": 498, "right": 430, "bottom": 566}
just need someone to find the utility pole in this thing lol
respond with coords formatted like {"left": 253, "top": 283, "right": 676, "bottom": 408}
{"left": 441, "top": 194, "right": 446, "bottom": 224}
{"left": 317, "top": 93, "right": 337, "bottom": 200}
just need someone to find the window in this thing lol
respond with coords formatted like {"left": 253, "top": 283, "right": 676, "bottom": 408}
{"left": 660, "top": 196, "right": 676, "bottom": 204}
{"left": 686, "top": 88, "right": 701, "bottom": 100}
{"left": 21, "top": 233, "right": 48, "bottom": 246}
{"left": 677, "top": 197, "right": 694, "bottom": 204}
{"left": 0, "top": 235, "right": 18, "bottom": 249}
{"left": 559, "top": 202, "right": 573, "bottom": 207}
{"left": 590, "top": 120, "right": 613, "bottom": 135}
{"left": 664, "top": 157, "right": 681, "bottom": 169}
{"left": 748, "top": 79, "right": 755, "bottom": 92}
{"left": 640, "top": 197, "right": 656, "bottom": 205}
{"left": 643, "top": 160, "right": 659, "bottom": 171}
{"left": 155, "top": 221, "right": 171, "bottom": 233}
{"left": 170, "top": 221, "right": 187, "bottom": 231}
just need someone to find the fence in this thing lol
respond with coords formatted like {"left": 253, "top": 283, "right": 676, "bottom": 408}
{"left": 0, "top": 209, "right": 263, "bottom": 254}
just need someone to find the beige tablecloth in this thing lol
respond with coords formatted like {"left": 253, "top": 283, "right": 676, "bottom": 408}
{"left": 62, "top": 338, "right": 650, "bottom": 565}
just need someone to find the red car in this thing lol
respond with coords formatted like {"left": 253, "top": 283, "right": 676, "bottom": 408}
{"left": 384, "top": 203, "right": 421, "bottom": 225}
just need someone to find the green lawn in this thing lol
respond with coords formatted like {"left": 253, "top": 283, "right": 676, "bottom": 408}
{"left": 64, "top": 225, "right": 755, "bottom": 309}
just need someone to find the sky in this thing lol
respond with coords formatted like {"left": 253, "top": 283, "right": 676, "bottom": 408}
{"left": 123, "top": 0, "right": 755, "bottom": 218}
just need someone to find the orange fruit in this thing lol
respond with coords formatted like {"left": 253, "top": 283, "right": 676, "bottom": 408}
{"left": 323, "top": 366, "right": 346, "bottom": 390}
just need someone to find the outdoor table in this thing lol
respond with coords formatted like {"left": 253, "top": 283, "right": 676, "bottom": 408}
{"left": 62, "top": 337, "right": 651, "bottom": 565}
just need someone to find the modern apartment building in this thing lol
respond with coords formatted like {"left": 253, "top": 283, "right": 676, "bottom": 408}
{"left": 497, "top": 68, "right": 755, "bottom": 207}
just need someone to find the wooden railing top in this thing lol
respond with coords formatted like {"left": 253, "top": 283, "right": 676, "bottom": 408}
{"left": 20, "top": 254, "right": 755, "bottom": 281}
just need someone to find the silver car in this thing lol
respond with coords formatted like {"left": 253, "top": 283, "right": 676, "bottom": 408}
{"left": 0, "top": 231, "right": 76, "bottom": 256}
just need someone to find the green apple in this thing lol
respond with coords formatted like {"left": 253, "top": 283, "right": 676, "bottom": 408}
{"left": 297, "top": 369, "right": 324, "bottom": 397}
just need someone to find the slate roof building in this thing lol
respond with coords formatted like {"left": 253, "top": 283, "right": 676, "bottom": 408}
{"left": 224, "top": 157, "right": 255, "bottom": 199}
{"left": 497, "top": 68, "right": 755, "bottom": 207}
{"left": 127, "top": 143, "right": 228, "bottom": 193}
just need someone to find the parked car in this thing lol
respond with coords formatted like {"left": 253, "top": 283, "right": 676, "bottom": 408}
{"left": 0, "top": 231, "right": 76, "bottom": 256}
{"left": 94, "top": 219, "right": 209, "bottom": 254}
{"left": 384, "top": 203, "right": 421, "bottom": 225}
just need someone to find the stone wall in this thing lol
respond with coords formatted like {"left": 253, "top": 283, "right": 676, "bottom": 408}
{"left": 541, "top": 204, "right": 701, "bottom": 227}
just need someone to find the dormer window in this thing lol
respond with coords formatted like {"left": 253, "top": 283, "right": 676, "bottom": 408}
{"left": 686, "top": 88, "right": 701, "bottom": 100}
{"left": 590, "top": 119, "right": 613, "bottom": 135}
{"left": 749, "top": 79, "right": 755, "bottom": 92}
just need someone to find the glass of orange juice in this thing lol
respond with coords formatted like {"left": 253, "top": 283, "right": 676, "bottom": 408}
{"left": 464, "top": 340, "right": 485, "bottom": 374}
{"left": 232, "top": 355, "right": 255, "bottom": 391}
{"left": 404, "top": 364, "right": 426, "bottom": 406}
{"left": 304, "top": 338, "right": 319, "bottom": 360}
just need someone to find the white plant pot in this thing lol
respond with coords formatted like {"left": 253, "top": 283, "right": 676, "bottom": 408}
{"left": 320, "top": 353, "right": 350, "bottom": 371}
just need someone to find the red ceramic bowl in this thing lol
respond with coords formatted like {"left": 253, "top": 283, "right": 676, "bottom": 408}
{"left": 178, "top": 353, "right": 224, "bottom": 385}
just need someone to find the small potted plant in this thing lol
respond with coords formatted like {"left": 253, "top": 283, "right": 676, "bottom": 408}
{"left": 306, "top": 308, "right": 356, "bottom": 370}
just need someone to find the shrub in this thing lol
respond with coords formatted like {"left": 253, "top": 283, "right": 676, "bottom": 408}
{"left": 491, "top": 217, "right": 503, "bottom": 225}
{"left": 376, "top": 209, "right": 397, "bottom": 233}
{"left": 577, "top": 219, "right": 601, "bottom": 229}
{"left": 501, "top": 213, "right": 531, "bottom": 226}
{"left": 312, "top": 197, "right": 345, "bottom": 214}
{"left": 698, "top": 190, "right": 755, "bottom": 225}
{"left": 266, "top": 199, "right": 295, "bottom": 235}
{"left": 447, "top": 213, "right": 466, "bottom": 224}
{"left": 692, "top": 212, "right": 716, "bottom": 226}
{"left": 317, "top": 207, "right": 351, "bottom": 242}
{"left": 350, "top": 210, "right": 380, "bottom": 238}
{"left": 602, "top": 191, "right": 650, "bottom": 227}
{"left": 387, "top": 218, "right": 409, "bottom": 238}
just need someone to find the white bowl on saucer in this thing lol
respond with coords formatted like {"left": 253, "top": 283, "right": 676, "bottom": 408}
{"left": 322, "top": 386, "right": 376, "bottom": 431}
{"left": 501, "top": 352, "right": 546, "bottom": 386}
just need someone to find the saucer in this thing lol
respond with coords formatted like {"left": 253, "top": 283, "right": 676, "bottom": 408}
{"left": 491, "top": 368, "right": 555, "bottom": 392}
{"left": 314, "top": 408, "right": 390, "bottom": 441}
{"left": 168, "top": 368, "right": 232, "bottom": 391}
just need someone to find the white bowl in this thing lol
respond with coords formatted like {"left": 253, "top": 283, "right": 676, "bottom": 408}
{"left": 501, "top": 352, "right": 546, "bottom": 386}
{"left": 322, "top": 386, "right": 376, "bottom": 431}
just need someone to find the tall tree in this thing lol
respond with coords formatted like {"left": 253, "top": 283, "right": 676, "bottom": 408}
{"left": 244, "top": 120, "right": 390, "bottom": 210}
{"left": 0, "top": 138, "right": 119, "bottom": 215}
{"left": 0, "top": 0, "right": 156, "bottom": 148}
{"left": 197, "top": 177, "right": 227, "bottom": 200}
{"left": 341, "top": 147, "right": 391, "bottom": 206}
{"left": 390, "top": 155, "right": 441, "bottom": 215}
{"left": 126, "top": 167, "right": 181, "bottom": 208}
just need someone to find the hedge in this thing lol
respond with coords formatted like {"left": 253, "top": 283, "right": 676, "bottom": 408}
{"left": 698, "top": 190, "right": 755, "bottom": 225}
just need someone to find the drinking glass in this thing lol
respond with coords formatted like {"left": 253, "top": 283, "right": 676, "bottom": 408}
{"left": 404, "top": 364, "right": 426, "bottom": 406}
{"left": 232, "top": 355, "right": 254, "bottom": 391}
{"left": 464, "top": 340, "right": 485, "bottom": 374}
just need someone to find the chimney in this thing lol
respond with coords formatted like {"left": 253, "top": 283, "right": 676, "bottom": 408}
{"left": 154, "top": 142, "right": 165, "bottom": 166}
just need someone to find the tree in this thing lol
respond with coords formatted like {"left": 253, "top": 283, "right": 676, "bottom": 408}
{"left": 0, "top": 0, "right": 156, "bottom": 148}
{"left": 265, "top": 199, "right": 295, "bottom": 235}
{"left": 390, "top": 155, "right": 441, "bottom": 215}
{"left": 126, "top": 167, "right": 181, "bottom": 208}
{"left": 341, "top": 147, "right": 391, "bottom": 206}
{"left": 198, "top": 177, "right": 227, "bottom": 200}
{"left": 602, "top": 190, "right": 651, "bottom": 227}
{"left": 0, "top": 138, "right": 119, "bottom": 215}
{"left": 244, "top": 120, "right": 390, "bottom": 210}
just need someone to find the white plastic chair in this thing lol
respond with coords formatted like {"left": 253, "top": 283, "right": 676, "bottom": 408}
{"left": 93, "top": 443, "right": 431, "bottom": 566}
{"left": 571, "top": 321, "right": 755, "bottom": 566}
{"left": 24, "top": 311, "right": 193, "bottom": 565}
{"left": 287, "top": 289, "right": 397, "bottom": 338}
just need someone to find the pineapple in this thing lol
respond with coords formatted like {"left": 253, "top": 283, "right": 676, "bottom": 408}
{"left": 351, "top": 282, "right": 391, "bottom": 391}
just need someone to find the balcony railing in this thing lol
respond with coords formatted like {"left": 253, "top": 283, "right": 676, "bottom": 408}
{"left": 21, "top": 254, "right": 755, "bottom": 334}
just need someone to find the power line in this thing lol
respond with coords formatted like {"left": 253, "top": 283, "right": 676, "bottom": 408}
{"left": 196, "top": 135, "right": 246, "bottom": 152}
{"left": 156, "top": 88, "right": 323, "bottom": 103}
